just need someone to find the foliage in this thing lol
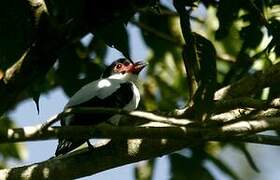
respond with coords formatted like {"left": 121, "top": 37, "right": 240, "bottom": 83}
{"left": 0, "top": 0, "right": 279, "bottom": 179}
{"left": 0, "top": 116, "right": 25, "bottom": 168}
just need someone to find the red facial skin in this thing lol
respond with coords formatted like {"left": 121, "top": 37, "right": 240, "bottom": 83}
{"left": 114, "top": 61, "right": 146, "bottom": 74}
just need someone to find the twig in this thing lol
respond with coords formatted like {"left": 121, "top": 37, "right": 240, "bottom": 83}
{"left": 214, "top": 97, "right": 280, "bottom": 114}
{"left": 2, "top": 117, "right": 280, "bottom": 144}
{"left": 40, "top": 107, "right": 197, "bottom": 130}
{"left": 2, "top": 115, "right": 280, "bottom": 179}
{"left": 40, "top": 113, "right": 62, "bottom": 130}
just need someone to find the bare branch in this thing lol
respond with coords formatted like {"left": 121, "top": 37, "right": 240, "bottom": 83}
{"left": 1, "top": 103, "right": 280, "bottom": 179}
{"left": 0, "top": 139, "right": 192, "bottom": 179}
{"left": 1, "top": 116, "right": 280, "bottom": 179}
{"left": 4, "top": 134, "right": 278, "bottom": 179}
{"left": 41, "top": 107, "right": 197, "bottom": 130}
{"left": 2, "top": 115, "right": 280, "bottom": 144}
{"left": 214, "top": 97, "right": 280, "bottom": 114}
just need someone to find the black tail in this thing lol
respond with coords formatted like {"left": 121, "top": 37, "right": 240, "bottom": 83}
{"left": 55, "top": 138, "right": 85, "bottom": 156}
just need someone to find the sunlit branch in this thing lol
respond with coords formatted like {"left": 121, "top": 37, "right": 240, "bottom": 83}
{"left": 214, "top": 97, "right": 280, "bottom": 114}
{"left": 41, "top": 107, "right": 197, "bottom": 131}
{"left": 3, "top": 133, "right": 278, "bottom": 180}
{"left": 2, "top": 116, "right": 280, "bottom": 145}
{"left": 42, "top": 96, "right": 280, "bottom": 131}
{"left": 214, "top": 62, "right": 280, "bottom": 100}
{"left": 0, "top": 138, "right": 192, "bottom": 179}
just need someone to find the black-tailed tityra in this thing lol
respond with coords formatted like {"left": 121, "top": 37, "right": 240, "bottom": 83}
{"left": 55, "top": 58, "right": 146, "bottom": 156}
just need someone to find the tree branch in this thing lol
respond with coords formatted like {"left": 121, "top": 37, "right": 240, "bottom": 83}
{"left": 214, "top": 97, "right": 280, "bottom": 114}
{"left": 1, "top": 115, "right": 280, "bottom": 144}
{"left": 5, "top": 134, "right": 278, "bottom": 179}
{"left": 1, "top": 116, "right": 280, "bottom": 179}
{"left": 215, "top": 62, "right": 280, "bottom": 100}
{"left": 41, "top": 96, "right": 280, "bottom": 131}
{"left": 0, "top": 139, "right": 192, "bottom": 179}
{"left": 1, "top": 1, "right": 280, "bottom": 179}
{"left": 41, "top": 107, "right": 197, "bottom": 131}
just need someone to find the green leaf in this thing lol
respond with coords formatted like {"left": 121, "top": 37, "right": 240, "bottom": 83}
{"left": 201, "top": 0, "right": 218, "bottom": 7}
{"left": 222, "top": 52, "right": 253, "bottom": 86}
{"left": 88, "top": 37, "right": 108, "bottom": 62}
{"left": 27, "top": 76, "right": 55, "bottom": 114}
{"left": 240, "top": 24, "right": 263, "bottom": 49}
{"left": 232, "top": 143, "right": 260, "bottom": 172}
{"left": 169, "top": 153, "right": 215, "bottom": 180}
{"left": 0, "top": 116, "right": 25, "bottom": 167}
{"left": 215, "top": 0, "right": 243, "bottom": 39}
{"left": 134, "top": 159, "right": 155, "bottom": 180}
{"left": 173, "top": 0, "right": 199, "bottom": 7}
{"left": 139, "top": 6, "right": 180, "bottom": 58}
{"left": 193, "top": 33, "right": 217, "bottom": 85}
{"left": 56, "top": 42, "right": 104, "bottom": 97}
{"left": 94, "top": 23, "right": 130, "bottom": 58}
{"left": 267, "top": 19, "right": 280, "bottom": 57}
{"left": 188, "top": 33, "right": 217, "bottom": 121}
{"left": 0, "top": 116, "right": 13, "bottom": 128}
{"left": 206, "top": 153, "right": 240, "bottom": 180}
{"left": 0, "top": 1, "right": 33, "bottom": 69}
{"left": 84, "top": 1, "right": 140, "bottom": 57}
{"left": 32, "top": 93, "right": 40, "bottom": 114}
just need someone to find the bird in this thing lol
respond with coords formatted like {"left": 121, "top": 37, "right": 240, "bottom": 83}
{"left": 55, "top": 58, "right": 146, "bottom": 156}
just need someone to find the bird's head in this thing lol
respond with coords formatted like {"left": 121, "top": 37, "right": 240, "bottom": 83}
{"left": 102, "top": 58, "right": 147, "bottom": 81}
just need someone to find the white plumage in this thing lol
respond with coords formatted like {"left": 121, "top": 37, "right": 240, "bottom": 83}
{"left": 64, "top": 73, "right": 140, "bottom": 125}
{"left": 55, "top": 58, "right": 145, "bottom": 156}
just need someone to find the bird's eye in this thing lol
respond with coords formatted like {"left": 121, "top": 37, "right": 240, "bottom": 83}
{"left": 116, "top": 64, "right": 122, "bottom": 69}
{"left": 123, "top": 62, "right": 130, "bottom": 66}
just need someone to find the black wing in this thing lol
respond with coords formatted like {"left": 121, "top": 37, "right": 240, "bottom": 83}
{"left": 55, "top": 82, "right": 134, "bottom": 156}
{"left": 64, "top": 82, "right": 134, "bottom": 126}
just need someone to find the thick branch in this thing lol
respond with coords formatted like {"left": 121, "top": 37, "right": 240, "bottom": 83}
{"left": 0, "top": 139, "right": 191, "bottom": 179}
{"left": 2, "top": 116, "right": 280, "bottom": 179}
{"left": 2, "top": 116, "right": 280, "bottom": 144}
{"left": 3, "top": 134, "right": 278, "bottom": 179}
